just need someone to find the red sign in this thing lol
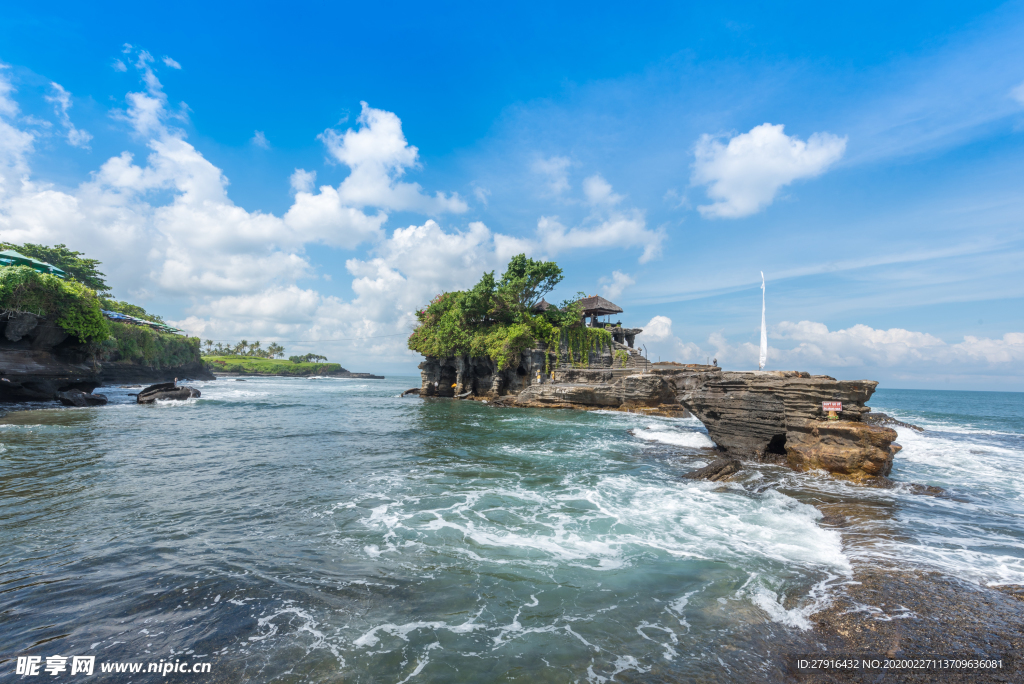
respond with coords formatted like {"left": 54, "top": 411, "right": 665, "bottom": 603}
{"left": 822, "top": 401, "right": 843, "bottom": 412}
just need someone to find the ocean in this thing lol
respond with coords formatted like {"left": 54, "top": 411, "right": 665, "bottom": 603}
{"left": 1, "top": 378, "right": 1021, "bottom": 682}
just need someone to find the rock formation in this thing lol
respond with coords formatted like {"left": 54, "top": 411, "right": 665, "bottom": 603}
{"left": 0, "top": 313, "right": 213, "bottom": 403}
{"left": 416, "top": 350, "right": 900, "bottom": 481}
{"left": 682, "top": 458, "right": 743, "bottom": 481}
{"left": 660, "top": 368, "right": 899, "bottom": 480}
{"left": 136, "top": 382, "right": 201, "bottom": 403}
{"left": 56, "top": 389, "right": 109, "bottom": 407}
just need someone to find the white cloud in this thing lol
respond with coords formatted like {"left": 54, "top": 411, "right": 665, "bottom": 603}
{"left": 772, "top": 321, "right": 1024, "bottom": 368}
{"left": 0, "top": 50, "right": 391, "bottom": 302}
{"left": 0, "top": 67, "right": 35, "bottom": 190}
{"left": 318, "top": 102, "right": 467, "bottom": 215}
{"left": 582, "top": 174, "right": 623, "bottom": 206}
{"left": 175, "top": 219, "right": 516, "bottom": 360}
{"left": 1011, "top": 81, "right": 1024, "bottom": 105}
{"left": 290, "top": 168, "right": 316, "bottom": 193}
{"left": 44, "top": 82, "right": 92, "bottom": 149}
{"left": 642, "top": 315, "right": 674, "bottom": 341}
{"left": 532, "top": 155, "right": 571, "bottom": 195}
{"left": 599, "top": 270, "right": 634, "bottom": 300}
{"left": 112, "top": 59, "right": 127, "bottom": 73}
{"left": 635, "top": 316, "right": 711, "bottom": 363}
{"left": 162, "top": 56, "right": 182, "bottom": 70}
{"left": 251, "top": 130, "right": 269, "bottom": 148}
{"left": 536, "top": 210, "right": 662, "bottom": 263}
{"left": 692, "top": 123, "right": 847, "bottom": 218}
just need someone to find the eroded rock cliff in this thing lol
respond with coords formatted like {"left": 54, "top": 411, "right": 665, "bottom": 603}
{"left": 659, "top": 368, "right": 898, "bottom": 480}
{"left": 0, "top": 313, "right": 213, "bottom": 402}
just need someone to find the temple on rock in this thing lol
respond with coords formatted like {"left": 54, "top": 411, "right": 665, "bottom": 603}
{"left": 420, "top": 294, "right": 652, "bottom": 401}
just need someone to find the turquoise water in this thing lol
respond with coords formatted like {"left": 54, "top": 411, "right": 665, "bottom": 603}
{"left": 0, "top": 378, "right": 1021, "bottom": 682}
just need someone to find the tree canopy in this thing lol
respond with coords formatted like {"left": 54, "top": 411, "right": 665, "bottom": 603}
{"left": 0, "top": 242, "right": 110, "bottom": 294}
{"left": 407, "top": 254, "right": 609, "bottom": 370}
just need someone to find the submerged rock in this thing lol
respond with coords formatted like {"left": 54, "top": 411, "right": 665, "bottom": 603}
{"left": 682, "top": 458, "right": 743, "bottom": 482}
{"left": 137, "top": 382, "right": 200, "bottom": 404}
{"left": 56, "top": 389, "right": 108, "bottom": 407}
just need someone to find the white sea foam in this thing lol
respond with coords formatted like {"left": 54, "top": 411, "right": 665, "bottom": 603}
{"left": 630, "top": 424, "right": 716, "bottom": 449}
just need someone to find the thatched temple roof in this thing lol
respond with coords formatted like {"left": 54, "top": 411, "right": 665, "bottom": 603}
{"left": 578, "top": 295, "right": 623, "bottom": 316}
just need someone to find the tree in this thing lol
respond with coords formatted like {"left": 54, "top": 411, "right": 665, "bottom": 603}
{"left": 0, "top": 242, "right": 110, "bottom": 294}
{"left": 490, "top": 254, "right": 563, "bottom": 321}
{"left": 266, "top": 342, "right": 285, "bottom": 358}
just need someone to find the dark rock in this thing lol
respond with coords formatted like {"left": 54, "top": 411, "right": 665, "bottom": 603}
{"left": 995, "top": 584, "right": 1024, "bottom": 602}
{"left": 682, "top": 457, "right": 743, "bottom": 481}
{"left": 401, "top": 387, "right": 421, "bottom": 397}
{"left": 4, "top": 312, "right": 39, "bottom": 342}
{"left": 863, "top": 411, "right": 924, "bottom": 432}
{"left": 137, "top": 382, "right": 201, "bottom": 404}
{"left": 56, "top": 389, "right": 109, "bottom": 407}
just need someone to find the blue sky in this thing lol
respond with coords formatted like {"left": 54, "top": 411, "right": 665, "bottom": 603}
{"left": 1, "top": 1, "right": 1022, "bottom": 389}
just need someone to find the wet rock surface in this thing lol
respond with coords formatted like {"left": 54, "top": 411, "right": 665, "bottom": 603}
{"left": 136, "top": 382, "right": 201, "bottom": 403}
{"left": 681, "top": 457, "right": 743, "bottom": 481}
{"left": 793, "top": 567, "right": 1024, "bottom": 683}
{"left": 56, "top": 389, "right": 108, "bottom": 407}
{"left": 0, "top": 313, "right": 214, "bottom": 402}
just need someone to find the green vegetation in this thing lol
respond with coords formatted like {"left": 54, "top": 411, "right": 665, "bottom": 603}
{"left": 202, "top": 355, "right": 345, "bottom": 376}
{"left": 0, "top": 242, "right": 110, "bottom": 293}
{"left": 202, "top": 339, "right": 286, "bottom": 358}
{"left": 289, "top": 353, "right": 328, "bottom": 363}
{"left": 0, "top": 265, "right": 108, "bottom": 342}
{"left": 407, "top": 254, "right": 612, "bottom": 371}
{"left": 0, "top": 245, "right": 203, "bottom": 366}
{"left": 97, "top": 321, "right": 201, "bottom": 367}
{"left": 614, "top": 349, "right": 629, "bottom": 367}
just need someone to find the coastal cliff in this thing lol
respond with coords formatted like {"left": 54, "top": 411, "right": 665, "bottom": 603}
{"left": 0, "top": 312, "right": 213, "bottom": 402}
{"left": 418, "top": 354, "right": 898, "bottom": 481}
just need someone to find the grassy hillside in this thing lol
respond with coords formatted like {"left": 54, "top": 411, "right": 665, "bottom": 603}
{"left": 203, "top": 356, "right": 347, "bottom": 376}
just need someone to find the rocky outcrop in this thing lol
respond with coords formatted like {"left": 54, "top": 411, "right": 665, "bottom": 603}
{"left": 416, "top": 350, "right": 899, "bottom": 480}
{"left": 515, "top": 372, "right": 681, "bottom": 412}
{"left": 658, "top": 368, "right": 897, "bottom": 480}
{"left": 0, "top": 313, "right": 213, "bottom": 403}
{"left": 56, "top": 389, "right": 109, "bottom": 407}
{"left": 137, "top": 382, "right": 201, "bottom": 403}
{"left": 682, "top": 458, "right": 742, "bottom": 481}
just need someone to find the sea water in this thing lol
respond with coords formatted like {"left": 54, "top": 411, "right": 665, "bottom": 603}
{"left": 0, "top": 379, "right": 1020, "bottom": 681}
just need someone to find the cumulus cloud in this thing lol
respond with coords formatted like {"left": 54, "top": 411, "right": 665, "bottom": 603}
{"left": 535, "top": 210, "right": 662, "bottom": 263}
{"left": 175, "top": 220, "right": 517, "bottom": 358}
{"left": 0, "top": 67, "right": 36, "bottom": 189}
{"left": 599, "top": 270, "right": 634, "bottom": 300}
{"left": 318, "top": 102, "right": 467, "bottom": 215}
{"left": 772, "top": 321, "right": 1024, "bottom": 368}
{"left": 692, "top": 123, "right": 847, "bottom": 218}
{"left": 251, "top": 130, "right": 269, "bottom": 148}
{"left": 636, "top": 318, "right": 1024, "bottom": 383}
{"left": 582, "top": 174, "right": 623, "bottom": 206}
{"left": 0, "top": 48, "right": 392, "bottom": 302}
{"left": 533, "top": 155, "right": 571, "bottom": 195}
{"left": 44, "top": 82, "right": 92, "bottom": 148}
{"left": 290, "top": 168, "right": 316, "bottom": 193}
